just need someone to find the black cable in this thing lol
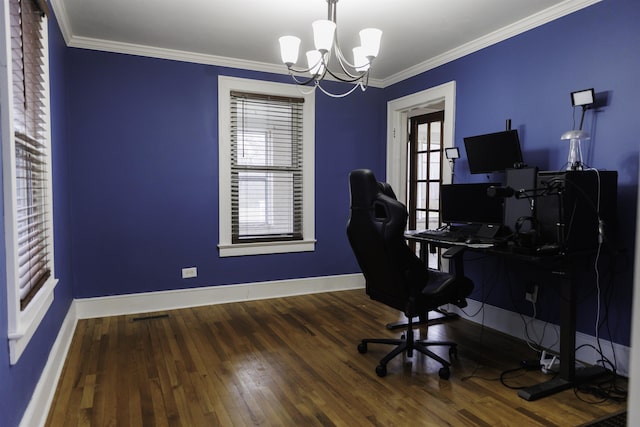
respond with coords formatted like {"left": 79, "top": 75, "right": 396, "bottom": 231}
{"left": 499, "top": 366, "right": 558, "bottom": 390}
{"left": 572, "top": 343, "right": 628, "bottom": 404}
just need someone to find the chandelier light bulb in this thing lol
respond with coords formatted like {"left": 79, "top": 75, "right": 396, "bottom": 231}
{"left": 312, "top": 19, "right": 336, "bottom": 53}
{"left": 359, "top": 28, "right": 382, "bottom": 59}
{"left": 352, "top": 47, "right": 370, "bottom": 72}
{"left": 279, "top": 36, "right": 301, "bottom": 66}
{"left": 306, "top": 50, "right": 325, "bottom": 76}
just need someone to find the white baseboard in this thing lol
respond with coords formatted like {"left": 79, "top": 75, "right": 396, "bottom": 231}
{"left": 450, "top": 299, "right": 630, "bottom": 377}
{"left": 74, "top": 273, "right": 366, "bottom": 319}
{"left": 20, "top": 302, "right": 78, "bottom": 427}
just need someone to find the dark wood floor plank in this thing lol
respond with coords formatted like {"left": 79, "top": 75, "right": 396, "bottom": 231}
{"left": 46, "top": 289, "right": 626, "bottom": 426}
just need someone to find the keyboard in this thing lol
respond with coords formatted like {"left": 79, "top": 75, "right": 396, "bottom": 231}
{"left": 408, "top": 230, "right": 498, "bottom": 248}
{"left": 415, "top": 230, "right": 465, "bottom": 242}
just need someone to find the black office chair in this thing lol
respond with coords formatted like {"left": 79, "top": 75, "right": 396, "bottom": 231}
{"left": 347, "top": 169, "right": 474, "bottom": 379}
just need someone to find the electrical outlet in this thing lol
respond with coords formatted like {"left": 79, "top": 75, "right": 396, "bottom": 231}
{"left": 525, "top": 284, "right": 538, "bottom": 303}
{"left": 181, "top": 267, "right": 197, "bottom": 279}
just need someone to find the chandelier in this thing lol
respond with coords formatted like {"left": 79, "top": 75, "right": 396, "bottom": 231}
{"left": 278, "top": 0, "right": 382, "bottom": 98}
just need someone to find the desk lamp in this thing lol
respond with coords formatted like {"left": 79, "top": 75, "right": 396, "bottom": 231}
{"left": 561, "top": 88, "right": 594, "bottom": 170}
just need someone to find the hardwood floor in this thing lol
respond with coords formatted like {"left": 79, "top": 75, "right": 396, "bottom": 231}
{"left": 46, "top": 290, "right": 627, "bottom": 426}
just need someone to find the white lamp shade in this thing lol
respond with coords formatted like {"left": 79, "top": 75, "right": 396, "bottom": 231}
{"left": 560, "top": 129, "right": 591, "bottom": 141}
{"left": 352, "top": 47, "right": 370, "bottom": 72}
{"left": 312, "top": 19, "right": 336, "bottom": 52}
{"left": 359, "top": 28, "right": 382, "bottom": 58}
{"left": 306, "top": 50, "right": 325, "bottom": 76}
{"left": 279, "top": 36, "right": 301, "bottom": 65}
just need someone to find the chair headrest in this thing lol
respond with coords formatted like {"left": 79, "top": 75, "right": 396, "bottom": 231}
{"left": 377, "top": 182, "right": 397, "bottom": 200}
{"left": 349, "top": 169, "right": 380, "bottom": 209}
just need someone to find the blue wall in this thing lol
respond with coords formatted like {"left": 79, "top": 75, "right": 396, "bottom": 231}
{"left": 385, "top": 0, "right": 639, "bottom": 346}
{"left": 0, "top": 9, "right": 74, "bottom": 427}
{"left": 64, "top": 51, "right": 385, "bottom": 298}
{"left": 2, "top": 0, "right": 639, "bottom": 425}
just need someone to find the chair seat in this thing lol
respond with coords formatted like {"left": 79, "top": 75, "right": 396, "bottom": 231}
{"left": 422, "top": 268, "right": 455, "bottom": 295}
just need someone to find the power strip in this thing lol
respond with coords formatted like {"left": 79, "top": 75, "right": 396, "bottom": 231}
{"left": 540, "top": 350, "right": 560, "bottom": 374}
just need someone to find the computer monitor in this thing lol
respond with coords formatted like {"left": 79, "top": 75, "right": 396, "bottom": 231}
{"left": 440, "top": 183, "right": 503, "bottom": 225}
{"left": 463, "top": 130, "right": 523, "bottom": 174}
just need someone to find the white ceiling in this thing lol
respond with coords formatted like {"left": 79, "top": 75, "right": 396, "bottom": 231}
{"left": 50, "top": 0, "right": 600, "bottom": 87}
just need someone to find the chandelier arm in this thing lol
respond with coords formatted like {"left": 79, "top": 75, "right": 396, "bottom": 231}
{"left": 324, "top": 0, "right": 364, "bottom": 80}
{"left": 293, "top": 83, "right": 318, "bottom": 96}
{"left": 333, "top": 52, "right": 363, "bottom": 79}
{"left": 288, "top": 73, "right": 320, "bottom": 86}
{"left": 316, "top": 80, "right": 365, "bottom": 98}
{"left": 286, "top": 63, "right": 319, "bottom": 75}
{"left": 322, "top": 65, "right": 368, "bottom": 83}
{"left": 333, "top": 42, "right": 360, "bottom": 73}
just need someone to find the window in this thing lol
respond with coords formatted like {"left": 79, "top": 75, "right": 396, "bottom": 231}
{"left": 218, "top": 76, "right": 315, "bottom": 257}
{"left": 1, "top": 0, "right": 57, "bottom": 364}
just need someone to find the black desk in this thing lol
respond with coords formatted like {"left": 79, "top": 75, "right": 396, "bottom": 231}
{"left": 406, "top": 231, "right": 610, "bottom": 401}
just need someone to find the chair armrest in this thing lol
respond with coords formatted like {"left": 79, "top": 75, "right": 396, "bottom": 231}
{"left": 442, "top": 245, "right": 466, "bottom": 259}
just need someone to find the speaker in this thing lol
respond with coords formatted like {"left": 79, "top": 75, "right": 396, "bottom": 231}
{"left": 535, "top": 170, "right": 617, "bottom": 252}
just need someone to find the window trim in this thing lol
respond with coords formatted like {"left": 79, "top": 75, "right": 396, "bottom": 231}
{"left": 218, "top": 76, "right": 315, "bottom": 257}
{"left": 1, "top": 0, "right": 58, "bottom": 365}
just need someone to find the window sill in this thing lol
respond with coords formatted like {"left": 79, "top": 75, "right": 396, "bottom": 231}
{"left": 8, "top": 276, "right": 58, "bottom": 365}
{"left": 218, "top": 239, "right": 316, "bottom": 257}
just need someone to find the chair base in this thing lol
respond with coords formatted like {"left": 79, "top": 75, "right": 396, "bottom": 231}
{"left": 358, "top": 330, "right": 457, "bottom": 379}
{"left": 385, "top": 308, "right": 460, "bottom": 330}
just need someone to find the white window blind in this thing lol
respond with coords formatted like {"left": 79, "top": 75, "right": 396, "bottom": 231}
{"left": 10, "top": 0, "right": 51, "bottom": 310}
{"left": 230, "top": 91, "right": 305, "bottom": 243}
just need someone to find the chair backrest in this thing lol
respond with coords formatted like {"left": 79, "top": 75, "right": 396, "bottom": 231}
{"left": 346, "top": 169, "right": 430, "bottom": 313}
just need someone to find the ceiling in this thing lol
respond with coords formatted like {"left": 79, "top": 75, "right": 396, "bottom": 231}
{"left": 50, "top": 0, "right": 599, "bottom": 87}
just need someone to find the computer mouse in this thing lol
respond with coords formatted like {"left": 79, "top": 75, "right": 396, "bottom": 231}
{"left": 465, "top": 237, "right": 480, "bottom": 244}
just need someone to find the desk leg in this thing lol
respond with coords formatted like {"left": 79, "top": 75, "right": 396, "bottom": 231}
{"left": 518, "top": 270, "right": 609, "bottom": 401}
{"left": 560, "top": 270, "right": 576, "bottom": 381}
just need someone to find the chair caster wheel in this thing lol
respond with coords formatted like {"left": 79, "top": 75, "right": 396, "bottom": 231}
{"left": 449, "top": 347, "right": 458, "bottom": 360}
{"left": 376, "top": 364, "right": 387, "bottom": 377}
{"left": 439, "top": 367, "right": 450, "bottom": 380}
{"left": 357, "top": 342, "right": 367, "bottom": 354}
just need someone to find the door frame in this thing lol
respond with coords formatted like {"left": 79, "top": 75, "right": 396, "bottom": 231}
{"left": 385, "top": 81, "right": 456, "bottom": 205}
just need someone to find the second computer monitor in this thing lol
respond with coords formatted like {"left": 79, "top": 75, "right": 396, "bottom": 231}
{"left": 440, "top": 183, "right": 503, "bottom": 226}
{"left": 463, "top": 130, "right": 523, "bottom": 174}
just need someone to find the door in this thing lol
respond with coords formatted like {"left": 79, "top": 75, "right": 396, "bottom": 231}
{"left": 407, "top": 111, "right": 444, "bottom": 269}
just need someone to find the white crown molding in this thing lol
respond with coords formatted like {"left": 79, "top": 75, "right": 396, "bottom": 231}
{"left": 382, "top": 0, "right": 602, "bottom": 87}
{"left": 67, "top": 35, "right": 388, "bottom": 88}
{"left": 53, "top": 0, "right": 601, "bottom": 89}
{"left": 49, "top": 0, "right": 72, "bottom": 43}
